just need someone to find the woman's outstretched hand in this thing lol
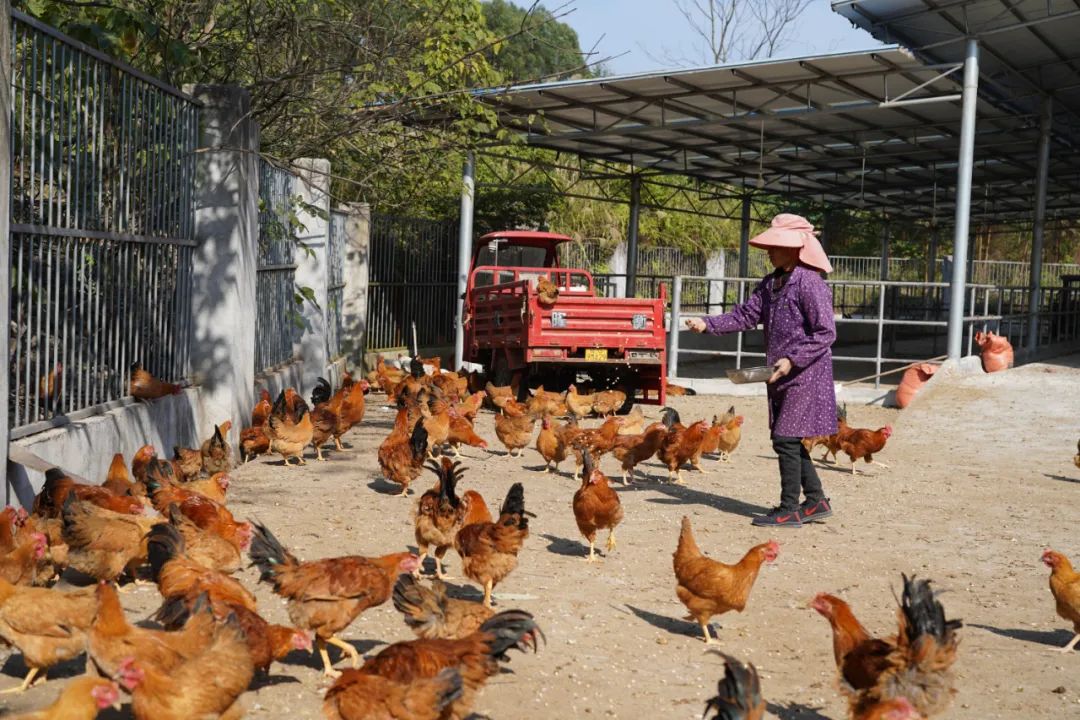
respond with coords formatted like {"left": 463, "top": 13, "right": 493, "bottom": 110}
{"left": 684, "top": 318, "right": 707, "bottom": 333}
{"left": 768, "top": 357, "right": 793, "bottom": 384}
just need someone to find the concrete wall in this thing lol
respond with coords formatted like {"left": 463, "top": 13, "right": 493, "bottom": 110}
{"left": 340, "top": 203, "right": 371, "bottom": 371}
{"left": 7, "top": 391, "right": 210, "bottom": 507}
{"left": 187, "top": 84, "right": 259, "bottom": 448}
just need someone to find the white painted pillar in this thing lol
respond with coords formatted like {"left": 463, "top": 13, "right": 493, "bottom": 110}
{"left": 293, "top": 158, "right": 331, "bottom": 391}
{"left": 341, "top": 202, "right": 371, "bottom": 370}
{"left": 738, "top": 196, "right": 751, "bottom": 277}
{"left": 186, "top": 84, "right": 259, "bottom": 446}
{"left": 705, "top": 251, "right": 726, "bottom": 314}
{"left": 609, "top": 242, "right": 628, "bottom": 298}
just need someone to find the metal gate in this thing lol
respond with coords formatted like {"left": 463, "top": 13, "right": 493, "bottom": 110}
{"left": 365, "top": 214, "right": 457, "bottom": 352}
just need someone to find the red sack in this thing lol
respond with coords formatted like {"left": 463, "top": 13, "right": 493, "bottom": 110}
{"left": 975, "top": 331, "right": 1014, "bottom": 373}
{"left": 896, "top": 363, "right": 939, "bottom": 408}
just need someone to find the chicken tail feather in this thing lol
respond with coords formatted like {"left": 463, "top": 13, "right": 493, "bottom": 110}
{"left": 703, "top": 653, "right": 764, "bottom": 720}
{"left": 248, "top": 521, "right": 299, "bottom": 582}
{"left": 900, "top": 574, "right": 962, "bottom": 646}
{"left": 392, "top": 574, "right": 445, "bottom": 634}
{"left": 146, "top": 522, "right": 185, "bottom": 583}
{"left": 478, "top": 609, "right": 544, "bottom": 660}
{"left": 431, "top": 667, "right": 465, "bottom": 712}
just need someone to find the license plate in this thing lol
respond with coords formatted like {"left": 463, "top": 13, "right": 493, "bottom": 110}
{"left": 585, "top": 348, "right": 608, "bottom": 361}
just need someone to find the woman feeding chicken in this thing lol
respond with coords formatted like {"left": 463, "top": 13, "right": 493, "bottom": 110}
{"left": 686, "top": 213, "right": 836, "bottom": 528}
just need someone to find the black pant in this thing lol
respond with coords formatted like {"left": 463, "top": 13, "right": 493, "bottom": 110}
{"left": 772, "top": 436, "right": 824, "bottom": 511}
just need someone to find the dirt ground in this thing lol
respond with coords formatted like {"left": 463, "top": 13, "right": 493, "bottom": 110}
{"left": 3, "top": 359, "right": 1080, "bottom": 719}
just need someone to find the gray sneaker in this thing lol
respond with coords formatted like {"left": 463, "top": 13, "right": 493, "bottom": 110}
{"left": 799, "top": 498, "right": 832, "bottom": 522}
{"left": 751, "top": 506, "right": 803, "bottom": 528}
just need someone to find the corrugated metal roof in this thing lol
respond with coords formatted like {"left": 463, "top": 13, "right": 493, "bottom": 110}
{"left": 459, "top": 17, "right": 1080, "bottom": 222}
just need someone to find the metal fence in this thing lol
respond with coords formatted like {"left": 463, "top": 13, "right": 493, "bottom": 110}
{"left": 326, "top": 209, "right": 347, "bottom": 359}
{"left": 366, "top": 214, "right": 458, "bottom": 352}
{"left": 7, "top": 11, "right": 198, "bottom": 436}
{"left": 254, "top": 159, "right": 298, "bottom": 373}
{"left": 668, "top": 276, "right": 1014, "bottom": 387}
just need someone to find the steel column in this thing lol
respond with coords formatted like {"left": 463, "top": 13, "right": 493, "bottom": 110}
{"left": 927, "top": 225, "right": 939, "bottom": 282}
{"left": 738, "top": 195, "right": 751, "bottom": 277}
{"left": 947, "top": 39, "right": 980, "bottom": 361}
{"left": 668, "top": 276, "right": 682, "bottom": 378}
{"left": 1027, "top": 96, "right": 1052, "bottom": 352}
{"left": 626, "top": 174, "right": 641, "bottom": 298}
{"left": 454, "top": 152, "right": 475, "bottom": 367}
{"left": 880, "top": 220, "right": 890, "bottom": 281}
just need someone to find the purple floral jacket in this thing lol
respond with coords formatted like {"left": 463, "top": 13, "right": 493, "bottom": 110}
{"left": 703, "top": 264, "right": 838, "bottom": 438}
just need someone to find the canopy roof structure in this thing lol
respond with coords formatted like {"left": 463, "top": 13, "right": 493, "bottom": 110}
{"left": 448, "top": 0, "right": 1080, "bottom": 363}
{"left": 472, "top": 15, "right": 1080, "bottom": 222}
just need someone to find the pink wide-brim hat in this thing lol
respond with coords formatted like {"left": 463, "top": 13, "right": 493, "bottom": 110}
{"left": 749, "top": 213, "right": 833, "bottom": 274}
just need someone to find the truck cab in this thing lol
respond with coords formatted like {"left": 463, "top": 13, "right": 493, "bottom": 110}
{"left": 463, "top": 230, "right": 667, "bottom": 406}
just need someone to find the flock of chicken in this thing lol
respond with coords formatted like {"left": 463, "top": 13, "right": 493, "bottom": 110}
{"left": 0, "top": 357, "right": 1077, "bottom": 720}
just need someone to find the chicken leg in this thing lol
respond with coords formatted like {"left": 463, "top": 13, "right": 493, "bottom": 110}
{"left": 315, "top": 638, "right": 342, "bottom": 678}
{"left": 326, "top": 635, "right": 361, "bottom": 669}
{"left": 582, "top": 538, "right": 600, "bottom": 563}
{"left": 315, "top": 446, "right": 326, "bottom": 461}
{"left": 482, "top": 579, "right": 494, "bottom": 608}
{"left": 1, "top": 668, "right": 43, "bottom": 694}
{"left": 334, "top": 437, "right": 345, "bottom": 451}
{"left": 1060, "top": 632, "right": 1080, "bottom": 654}
{"left": 606, "top": 530, "right": 617, "bottom": 552}
{"left": 698, "top": 622, "right": 717, "bottom": 645}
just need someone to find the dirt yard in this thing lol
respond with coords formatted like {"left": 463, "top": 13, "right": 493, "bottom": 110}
{"left": 2, "top": 359, "right": 1079, "bottom": 719}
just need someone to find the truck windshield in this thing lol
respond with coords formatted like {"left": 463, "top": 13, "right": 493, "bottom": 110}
{"left": 475, "top": 244, "right": 549, "bottom": 268}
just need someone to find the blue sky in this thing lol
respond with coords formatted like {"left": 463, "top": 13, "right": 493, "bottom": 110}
{"left": 562, "top": 0, "right": 882, "bottom": 75}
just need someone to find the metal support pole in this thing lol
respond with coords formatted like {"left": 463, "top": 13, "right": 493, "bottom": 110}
{"left": 738, "top": 195, "right": 751, "bottom": 277}
{"left": 927, "top": 226, "right": 939, "bottom": 283}
{"left": 1027, "top": 96, "right": 1052, "bottom": 352}
{"left": 947, "top": 38, "right": 980, "bottom": 360}
{"left": 668, "top": 276, "right": 682, "bottom": 378}
{"left": 1, "top": 0, "right": 10, "bottom": 501}
{"left": 454, "top": 152, "right": 475, "bottom": 368}
{"left": 875, "top": 284, "right": 885, "bottom": 389}
{"left": 880, "top": 220, "right": 890, "bottom": 281}
{"left": 626, "top": 174, "right": 641, "bottom": 298}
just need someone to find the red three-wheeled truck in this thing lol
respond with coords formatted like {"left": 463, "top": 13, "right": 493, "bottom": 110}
{"left": 462, "top": 230, "right": 668, "bottom": 409}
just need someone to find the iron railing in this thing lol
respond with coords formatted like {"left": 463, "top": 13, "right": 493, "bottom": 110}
{"left": 254, "top": 159, "right": 297, "bottom": 373}
{"left": 326, "top": 209, "right": 347, "bottom": 359}
{"left": 668, "top": 276, "right": 1014, "bottom": 388}
{"left": 366, "top": 214, "right": 457, "bottom": 352}
{"left": 8, "top": 11, "right": 198, "bottom": 436}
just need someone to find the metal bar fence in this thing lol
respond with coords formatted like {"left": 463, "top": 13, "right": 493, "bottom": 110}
{"left": 254, "top": 159, "right": 298, "bottom": 373}
{"left": 8, "top": 11, "right": 198, "bottom": 437}
{"left": 326, "top": 209, "right": 347, "bottom": 360}
{"left": 366, "top": 214, "right": 458, "bottom": 352}
{"left": 669, "top": 276, "right": 1014, "bottom": 387}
